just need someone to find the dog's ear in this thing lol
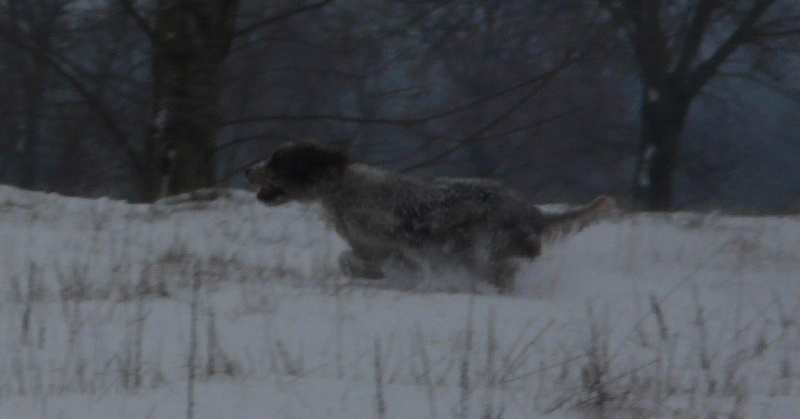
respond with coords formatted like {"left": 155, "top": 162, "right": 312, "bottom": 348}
{"left": 305, "top": 143, "right": 348, "bottom": 176}
{"left": 286, "top": 141, "right": 348, "bottom": 178}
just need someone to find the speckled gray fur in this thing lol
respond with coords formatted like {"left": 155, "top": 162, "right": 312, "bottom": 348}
{"left": 246, "top": 141, "right": 614, "bottom": 292}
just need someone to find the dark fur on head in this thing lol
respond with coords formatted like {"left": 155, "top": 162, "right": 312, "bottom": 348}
{"left": 245, "top": 141, "right": 348, "bottom": 205}
{"left": 246, "top": 140, "right": 614, "bottom": 293}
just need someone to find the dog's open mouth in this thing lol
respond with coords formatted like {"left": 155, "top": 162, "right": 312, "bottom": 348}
{"left": 256, "top": 182, "right": 286, "bottom": 203}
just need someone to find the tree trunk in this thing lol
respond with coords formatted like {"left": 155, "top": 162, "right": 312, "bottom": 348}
{"left": 142, "top": 0, "right": 237, "bottom": 202}
{"left": 7, "top": 1, "right": 48, "bottom": 191}
{"left": 17, "top": 53, "right": 46, "bottom": 191}
{"left": 633, "top": 87, "right": 691, "bottom": 211}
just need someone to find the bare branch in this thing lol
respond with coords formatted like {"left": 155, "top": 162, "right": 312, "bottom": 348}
{"left": 234, "top": 0, "right": 335, "bottom": 38}
{"left": 689, "top": 0, "right": 781, "bottom": 93}
{"left": 398, "top": 84, "right": 576, "bottom": 174}
{"left": 222, "top": 56, "right": 575, "bottom": 129}
{"left": 0, "top": 25, "right": 144, "bottom": 173}
{"left": 120, "top": 0, "right": 155, "bottom": 39}
{"left": 674, "top": 0, "right": 719, "bottom": 76}
{"left": 718, "top": 70, "right": 800, "bottom": 105}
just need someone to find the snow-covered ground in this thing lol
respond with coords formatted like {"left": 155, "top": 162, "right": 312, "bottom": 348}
{"left": 1, "top": 185, "right": 799, "bottom": 418}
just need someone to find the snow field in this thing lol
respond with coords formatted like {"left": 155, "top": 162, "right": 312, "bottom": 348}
{"left": 0, "top": 185, "right": 799, "bottom": 417}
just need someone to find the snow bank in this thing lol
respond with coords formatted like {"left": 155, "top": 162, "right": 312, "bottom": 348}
{"left": 0, "top": 185, "right": 799, "bottom": 417}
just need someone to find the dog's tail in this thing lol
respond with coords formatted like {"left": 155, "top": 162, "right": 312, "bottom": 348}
{"left": 539, "top": 195, "right": 616, "bottom": 241}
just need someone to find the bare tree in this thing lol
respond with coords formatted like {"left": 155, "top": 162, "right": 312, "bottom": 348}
{"left": 139, "top": 0, "right": 237, "bottom": 200}
{"left": 216, "top": 0, "right": 627, "bottom": 198}
{"left": 0, "top": 0, "right": 64, "bottom": 189}
{"left": 130, "top": 0, "right": 333, "bottom": 201}
{"left": 392, "top": 0, "right": 627, "bottom": 188}
{"left": 5, "top": 0, "right": 796, "bottom": 209}
{"left": 0, "top": 1, "right": 150, "bottom": 197}
{"left": 2, "top": 0, "right": 336, "bottom": 200}
{"left": 1, "top": 0, "right": 625, "bottom": 202}
{"left": 597, "top": 0, "right": 800, "bottom": 210}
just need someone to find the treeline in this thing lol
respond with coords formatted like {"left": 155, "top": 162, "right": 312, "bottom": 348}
{"left": 0, "top": 0, "right": 798, "bottom": 211}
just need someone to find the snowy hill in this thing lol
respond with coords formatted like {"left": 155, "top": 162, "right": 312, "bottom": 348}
{"left": 0, "top": 185, "right": 799, "bottom": 418}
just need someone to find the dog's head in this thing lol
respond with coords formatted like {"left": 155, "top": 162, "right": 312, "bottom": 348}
{"left": 245, "top": 141, "right": 349, "bottom": 205}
